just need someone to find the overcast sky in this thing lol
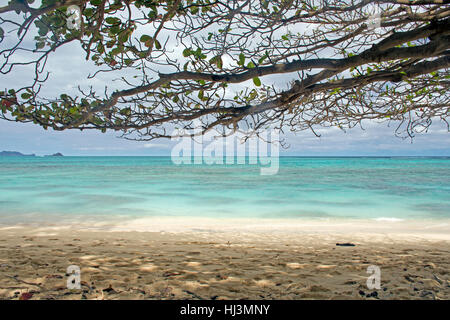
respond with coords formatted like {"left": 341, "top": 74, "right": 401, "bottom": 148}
{"left": 0, "top": 4, "right": 448, "bottom": 157}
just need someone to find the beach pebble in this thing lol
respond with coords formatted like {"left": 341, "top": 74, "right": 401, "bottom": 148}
{"left": 102, "top": 285, "right": 116, "bottom": 293}
{"left": 19, "top": 292, "right": 33, "bottom": 300}
{"left": 336, "top": 243, "right": 356, "bottom": 247}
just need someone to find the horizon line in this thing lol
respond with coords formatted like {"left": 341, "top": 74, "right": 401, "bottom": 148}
{"left": 1, "top": 154, "right": 449, "bottom": 158}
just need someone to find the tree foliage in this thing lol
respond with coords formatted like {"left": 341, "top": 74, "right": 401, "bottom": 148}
{"left": 0, "top": 0, "right": 449, "bottom": 139}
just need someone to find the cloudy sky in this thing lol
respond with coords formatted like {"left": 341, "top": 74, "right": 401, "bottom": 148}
{"left": 0, "top": 4, "right": 448, "bottom": 157}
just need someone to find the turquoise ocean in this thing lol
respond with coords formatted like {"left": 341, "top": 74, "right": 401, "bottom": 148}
{"left": 0, "top": 156, "right": 449, "bottom": 224}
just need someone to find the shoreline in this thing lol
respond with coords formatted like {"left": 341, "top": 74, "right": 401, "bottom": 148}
{"left": 1, "top": 216, "right": 450, "bottom": 240}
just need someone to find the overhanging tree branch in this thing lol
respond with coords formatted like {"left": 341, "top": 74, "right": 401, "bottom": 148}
{"left": 0, "top": 0, "right": 448, "bottom": 140}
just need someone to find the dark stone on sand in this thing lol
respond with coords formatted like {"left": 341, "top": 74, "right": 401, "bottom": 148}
{"left": 420, "top": 290, "right": 433, "bottom": 297}
{"left": 102, "top": 285, "right": 116, "bottom": 293}
{"left": 336, "top": 243, "right": 356, "bottom": 246}
{"left": 359, "top": 290, "right": 365, "bottom": 296}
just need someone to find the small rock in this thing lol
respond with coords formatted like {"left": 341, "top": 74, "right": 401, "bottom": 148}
{"left": 336, "top": 243, "right": 356, "bottom": 247}
{"left": 102, "top": 284, "right": 116, "bottom": 293}
{"left": 433, "top": 274, "right": 444, "bottom": 285}
{"left": 19, "top": 292, "right": 33, "bottom": 300}
{"left": 420, "top": 290, "right": 433, "bottom": 298}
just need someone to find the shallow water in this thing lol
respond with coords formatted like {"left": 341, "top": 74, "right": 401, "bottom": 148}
{"left": 0, "top": 156, "right": 449, "bottom": 223}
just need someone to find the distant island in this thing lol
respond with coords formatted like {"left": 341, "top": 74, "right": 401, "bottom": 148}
{"left": 44, "top": 153, "right": 64, "bottom": 157}
{"left": 0, "top": 151, "right": 63, "bottom": 157}
{"left": 0, "top": 151, "right": 36, "bottom": 157}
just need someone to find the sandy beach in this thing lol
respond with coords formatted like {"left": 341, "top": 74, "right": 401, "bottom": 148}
{"left": 0, "top": 218, "right": 449, "bottom": 300}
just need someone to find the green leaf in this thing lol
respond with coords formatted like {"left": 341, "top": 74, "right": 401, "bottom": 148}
{"left": 239, "top": 53, "right": 245, "bottom": 66}
{"left": 120, "top": 108, "right": 131, "bottom": 116}
{"left": 216, "top": 56, "right": 223, "bottom": 69}
{"left": 140, "top": 35, "right": 152, "bottom": 42}
{"left": 253, "top": 77, "right": 261, "bottom": 86}
{"left": 154, "top": 39, "right": 161, "bottom": 50}
{"left": 190, "top": 6, "right": 199, "bottom": 14}
{"left": 209, "top": 55, "right": 223, "bottom": 68}
{"left": 105, "top": 17, "right": 121, "bottom": 25}
{"left": 111, "top": 47, "right": 122, "bottom": 56}
{"left": 110, "top": 25, "right": 121, "bottom": 34}
{"left": 247, "top": 61, "right": 255, "bottom": 68}
{"left": 118, "top": 32, "right": 129, "bottom": 43}
{"left": 84, "top": 8, "right": 94, "bottom": 17}
{"left": 21, "top": 93, "right": 31, "bottom": 99}
{"left": 97, "top": 42, "right": 104, "bottom": 54}
{"left": 183, "top": 48, "right": 191, "bottom": 57}
{"left": 37, "top": 25, "right": 48, "bottom": 36}
{"left": 258, "top": 55, "right": 268, "bottom": 64}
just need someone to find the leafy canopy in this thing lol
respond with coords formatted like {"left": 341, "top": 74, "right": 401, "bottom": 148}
{"left": 0, "top": 0, "right": 449, "bottom": 140}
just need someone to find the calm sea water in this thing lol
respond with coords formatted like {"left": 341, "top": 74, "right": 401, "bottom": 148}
{"left": 0, "top": 156, "right": 449, "bottom": 223}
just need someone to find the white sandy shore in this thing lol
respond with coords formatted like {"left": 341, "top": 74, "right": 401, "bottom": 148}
{"left": 2, "top": 217, "right": 450, "bottom": 240}
{"left": 0, "top": 218, "right": 449, "bottom": 300}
